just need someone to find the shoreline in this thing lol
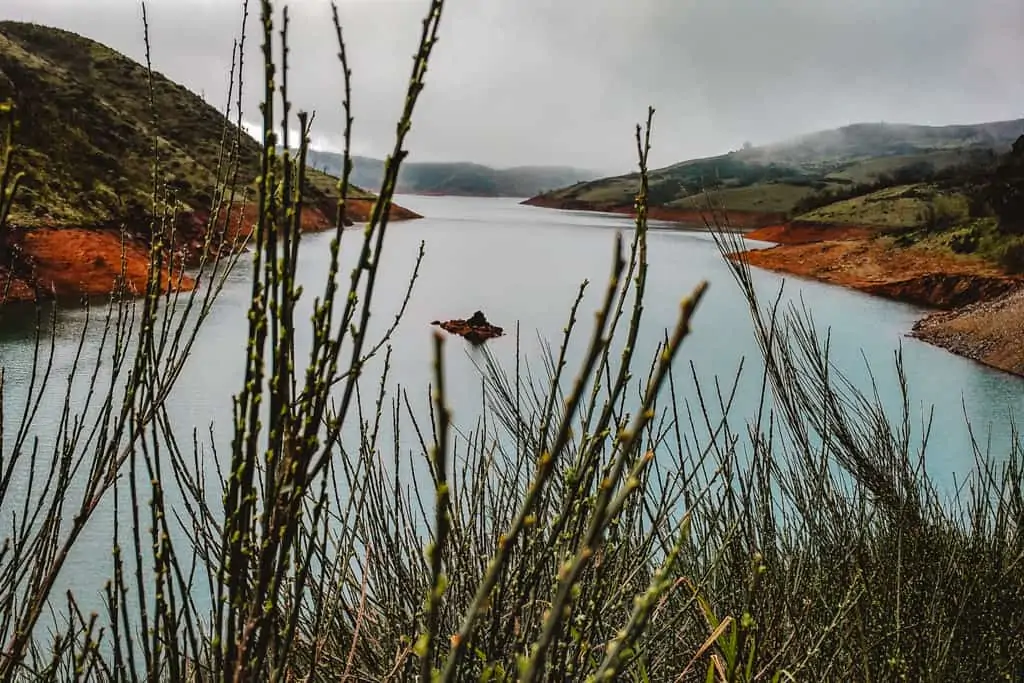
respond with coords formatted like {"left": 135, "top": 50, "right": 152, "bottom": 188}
{"left": 525, "top": 199, "right": 1024, "bottom": 379}
{"left": 908, "top": 289, "right": 1024, "bottom": 377}
{"left": 521, "top": 195, "right": 786, "bottom": 228}
{"left": 734, "top": 227, "right": 1024, "bottom": 379}
{"left": 0, "top": 199, "right": 422, "bottom": 307}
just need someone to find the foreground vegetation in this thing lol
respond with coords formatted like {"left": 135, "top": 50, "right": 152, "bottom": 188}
{"left": 0, "top": 1, "right": 1020, "bottom": 681}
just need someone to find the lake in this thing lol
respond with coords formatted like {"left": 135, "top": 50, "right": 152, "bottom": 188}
{"left": 1, "top": 194, "right": 1022, "bottom": 622}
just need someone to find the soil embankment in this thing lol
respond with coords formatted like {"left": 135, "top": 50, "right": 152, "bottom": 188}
{"left": 737, "top": 236, "right": 1015, "bottom": 309}
{"left": 0, "top": 228, "right": 193, "bottom": 302}
{"left": 735, "top": 222, "right": 1024, "bottom": 377}
{"left": 744, "top": 223, "right": 876, "bottom": 245}
{"left": 0, "top": 199, "right": 421, "bottom": 305}
{"left": 521, "top": 196, "right": 783, "bottom": 228}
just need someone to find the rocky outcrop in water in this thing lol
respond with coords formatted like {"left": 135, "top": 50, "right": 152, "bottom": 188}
{"left": 431, "top": 311, "right": 504, "bottom": 345}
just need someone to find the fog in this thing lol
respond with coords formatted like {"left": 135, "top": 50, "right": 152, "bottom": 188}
{"left": 4, "top": 0, "right": 1023, "bottom": 173}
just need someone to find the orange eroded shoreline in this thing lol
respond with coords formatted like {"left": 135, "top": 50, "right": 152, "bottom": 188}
{"left": 737, "top": 224, "right": 1024, "bottom": 377}
{"left": 525, "top": 198, "right": 1024, "bottom": 378}
{"left": 0, "top": 199, "right": 422, "bottom": 305}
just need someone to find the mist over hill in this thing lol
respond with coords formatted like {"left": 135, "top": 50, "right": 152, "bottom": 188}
{"left": 527, "top": 118, "right": 1024, "bottom": 219}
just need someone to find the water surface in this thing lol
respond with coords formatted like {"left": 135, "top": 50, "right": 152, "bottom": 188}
{"left": 1, "top": 195, "right": 1022, "bottom": 620}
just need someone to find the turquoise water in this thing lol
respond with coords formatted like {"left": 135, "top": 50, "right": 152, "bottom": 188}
{"left": 0, "top": 194, "right": 1022, "bottom": 623}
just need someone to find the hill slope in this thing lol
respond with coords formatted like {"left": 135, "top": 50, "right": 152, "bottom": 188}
{"left": 735, "top": 134, "right": 1024, "bottom": 377}
{"left": 0, "top": 21, "right": 419, "bottom": 303}
{"left": 305, "top": 150, "right": 598, "bottom": 198}
{"left": 525, "top": 120, "right": 1024, "bottom": 226}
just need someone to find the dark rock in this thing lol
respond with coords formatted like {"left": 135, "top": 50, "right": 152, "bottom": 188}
{"left": 431, "top": 310, "right": 504, "bottom": 345}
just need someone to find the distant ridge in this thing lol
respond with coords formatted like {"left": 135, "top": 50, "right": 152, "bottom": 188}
{"left": 304, "top": 149, "right": 600, "bottom": 198}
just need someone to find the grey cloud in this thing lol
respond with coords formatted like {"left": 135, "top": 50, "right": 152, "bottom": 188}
{"left": 3, "top": 0, "right": 1022, "bottom": 173}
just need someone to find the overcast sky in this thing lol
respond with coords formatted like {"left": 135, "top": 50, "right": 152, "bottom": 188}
{"left": 5, "top": 0, "right": 1023, "bottom": 173}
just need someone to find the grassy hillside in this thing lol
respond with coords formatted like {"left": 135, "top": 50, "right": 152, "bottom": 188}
{"left": 305, "top": 149, "right": 598, "bottom": 198}
{"left": 823, "top": 148, "right": 998, "bottom": 185}
{"left": 667, "top": 183, "right": 818, "bottom": 214}
{"left": 883, "top": 138, "right": 1024, "bottom": 272}
{"left": 794, "top": 184, "right": 953, "bottom": 229}
{"left": 527, "top": 119, "right": 1024, "bottom": 220}
{"left": 0, "top": 21, "right": 377, "bottom": 230}
{"left": 0, "top": 21, "right": 422, "bottom": 304}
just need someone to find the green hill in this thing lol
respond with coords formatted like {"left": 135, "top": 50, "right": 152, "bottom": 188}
{"left": 304, "top": 149, "right": 598, "bottom": 198}
{"left": 0, "top": 21, "right": 424, "bottom": 304}
{"left": 526, "top": 120, "right": 1024, "bottom": 222}
{"left": 0, "top": 20, "right": 382, "bottom": 230}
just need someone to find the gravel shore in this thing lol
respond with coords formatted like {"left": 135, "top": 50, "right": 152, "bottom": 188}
{"left": 910, "top": 287, "right": 1024, "bottom": 377}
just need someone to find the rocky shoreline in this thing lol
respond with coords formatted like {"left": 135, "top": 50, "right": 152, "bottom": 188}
{"left": 910, "top": 288, "right": 1024, "bottom": 377}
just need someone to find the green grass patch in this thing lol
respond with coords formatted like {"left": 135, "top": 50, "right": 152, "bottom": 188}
{"left": 667, "top": 182, "right": 821, "bottom": 213}
{"left": 549, "top": 174, "right": 639, "bottom": 205}
{"left": 825, "top": 149, "right": 993, "bottom": 185}
{"left": 889, "top": 216, "right": 1024, "bottom": 272}
{"left": 796, "top": 184, "right": 970, "bottom": 229}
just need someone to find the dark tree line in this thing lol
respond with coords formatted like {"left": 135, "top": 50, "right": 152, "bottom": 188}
{"left": 985, "top": 135, "right": 1024, "bottom": 235}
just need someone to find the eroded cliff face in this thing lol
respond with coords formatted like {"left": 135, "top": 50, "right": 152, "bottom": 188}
{"left": 863, "top": 274, "right": 1021, "bottom": 310}
{"left": 734, "top": 230, "right": 1013, "bottom": 307}
{"left": 0, "top": 227, "right": 193, "bottom": 303}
